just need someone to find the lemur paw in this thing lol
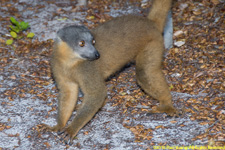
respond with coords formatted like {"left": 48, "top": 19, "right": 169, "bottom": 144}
{"left": 148, "top": 104, "right": 183, "bottom": 117}
{"left": 38, "top": 123, "right": 62, "bottom": 132}
{"left": 58, "top": 126, "right": 78, "bottom": 145}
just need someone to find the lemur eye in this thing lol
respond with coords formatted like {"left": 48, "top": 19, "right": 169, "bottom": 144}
{"left": 79, "top": 40, "right": 85, "bottom": 47}
{"left": 92, "top": 39, "right": 96, "bottom": 45}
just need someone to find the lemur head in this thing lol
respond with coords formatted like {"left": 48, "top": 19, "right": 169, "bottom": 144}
{"left": 56, "top": 25, "right": 100, "bottom": 61}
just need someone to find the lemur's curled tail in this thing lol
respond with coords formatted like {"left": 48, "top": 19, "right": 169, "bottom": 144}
{"left": 148, "top": 0, "right": 172, "bottom": 33}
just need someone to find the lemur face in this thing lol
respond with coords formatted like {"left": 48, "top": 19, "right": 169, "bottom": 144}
{"left": 56, "top": 25, "right": 100, "bottom": 61}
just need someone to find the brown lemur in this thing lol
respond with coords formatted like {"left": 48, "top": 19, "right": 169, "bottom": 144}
{"left": 42, "top": 0, "right": 176, "bottom": 144}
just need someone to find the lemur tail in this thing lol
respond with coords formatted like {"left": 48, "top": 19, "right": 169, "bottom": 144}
{"left": 147, "top": 0, "right": 172, "bottom": 33}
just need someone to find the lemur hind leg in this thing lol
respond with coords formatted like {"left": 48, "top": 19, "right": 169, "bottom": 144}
{"left": 136, "top": 40, "right": 177, "bottom": 116}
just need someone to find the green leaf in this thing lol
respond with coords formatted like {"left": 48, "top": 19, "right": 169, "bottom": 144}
{"left": 10, "top": 31, "right": 17, "bottom": 38}
{"left": 10, "top": 17, "right": 19, "bottom": 26}
{"left": 6, "top": 39, "right": 13, "bottom": 45}
{"left": 119, "top": 92, "right": 127, "bottom": 96}
{"left": 20, "top": 21, "right": 30, "bottom": 30}
{"left": 57, "top": 17, "right": 68, "bottom": 21}
{"left": 27, "top": 32, "right": 35, "bottom": 38}
{"left": 87, "top": 16, "right": 95, "bottom": 20}
{"left": 169, "top": 85, "right": 174, "bottom": 90}
{"left": 18, "top": 36, "right": 23, "bottom": 39}
{"left": 9, "top": 25, "right": 20, "bottom": 33}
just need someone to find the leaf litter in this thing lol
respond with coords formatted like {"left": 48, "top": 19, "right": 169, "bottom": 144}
{"left": 0, "top": 0, "right": 224, "bottom": 149}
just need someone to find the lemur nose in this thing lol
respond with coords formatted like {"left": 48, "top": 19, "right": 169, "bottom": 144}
{"left": 95, "top": 52, "right": 100, "bottom": 59}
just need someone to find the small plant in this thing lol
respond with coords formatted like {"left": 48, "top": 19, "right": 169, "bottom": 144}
{"left": 9, "top": 17, "right": 30, "bottom": 33}
{"left": 6, "top": 17, "right": 35, "bottom": 45}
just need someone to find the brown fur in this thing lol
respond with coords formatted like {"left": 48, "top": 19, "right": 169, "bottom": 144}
{"left": 42, "top": 0, "right": 176, "bottom": 144}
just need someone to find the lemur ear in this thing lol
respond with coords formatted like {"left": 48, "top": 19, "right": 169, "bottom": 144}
{"left": 56, "top": 29, "right": 65, "bottom": 41}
